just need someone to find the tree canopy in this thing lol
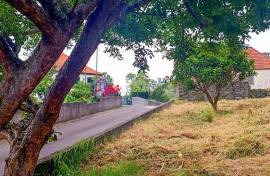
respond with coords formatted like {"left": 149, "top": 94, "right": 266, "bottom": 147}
{"left": 106, "top": 0, "right": 270, "bottom": 69}
{"left": 130, "top": 71, "right": 151, "bottom": 93}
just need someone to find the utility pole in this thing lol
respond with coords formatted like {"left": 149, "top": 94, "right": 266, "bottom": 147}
{"left": 94, "top": 46, "right": 99, "bottom": 97}
{"left": 96, "top": 46, "right": 98, "bottom": 80}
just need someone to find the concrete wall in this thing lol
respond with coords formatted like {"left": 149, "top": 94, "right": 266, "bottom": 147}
{"left": 132, "top": 97, "right": 149, "bottom": 106}
{"left": 130, "top": 97, "right": 162, "bottom": 106}
{"left": 57, "top": 96, "right": 122, "bottom": 123}
{"left": 249, "top": 70, "right": 270, "bottom": 89}
{"left": 13, "top": 96, "right": 122, "bottom": 123}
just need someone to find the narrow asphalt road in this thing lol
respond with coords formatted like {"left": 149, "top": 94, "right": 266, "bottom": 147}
{"left": 0, "top": 98, "right": 157, "bottom": 175}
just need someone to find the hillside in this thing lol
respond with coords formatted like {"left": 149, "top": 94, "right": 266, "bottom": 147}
{"left": 82, "top": 98, "right": 270, "bottom": 176}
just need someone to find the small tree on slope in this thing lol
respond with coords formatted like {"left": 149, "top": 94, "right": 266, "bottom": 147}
{"left": 174, "top": 43, "right": 255, "bottom": 111}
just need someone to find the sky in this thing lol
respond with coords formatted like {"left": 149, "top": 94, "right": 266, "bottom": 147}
{"left": 246, "top": 30, "right": 270, "bottom": 53}
{"left": 65, "top": 30, "right": 270, "bottom": 93}
{"left": 65, "top": 46, "right": 174, "bottom": 93}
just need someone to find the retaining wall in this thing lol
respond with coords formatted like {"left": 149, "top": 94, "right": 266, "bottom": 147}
{"left": 57, "top": 96, "right": 122, "bottom": 123}
{"left": 178, "top": 81, "right": 250, "bottom": 101}
{"left": 13, "top": 96, "right": 122, "bottom": 123}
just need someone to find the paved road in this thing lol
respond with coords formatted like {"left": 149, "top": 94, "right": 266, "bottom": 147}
{"left": 0, "top": 98, "right": 157, "bottom": 175}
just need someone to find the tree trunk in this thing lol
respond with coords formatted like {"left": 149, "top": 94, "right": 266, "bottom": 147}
{"left": 203, "top": 89, "right": 218, "bottom": 111}
{"left": 212, "top": 101, "right": 218, "bottom": 111}
{"left": 4, "top": 140, "right": 44, "bottom": 176}
{"left": 3, "top": 1, "right": 127, "bottom": 175}
{"left": 4, "top": 107, "right": 59, "bottom": 176}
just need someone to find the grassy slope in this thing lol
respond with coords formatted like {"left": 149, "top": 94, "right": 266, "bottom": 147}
{"left": 82, "top": 98, "right": 270, "bottom": 176}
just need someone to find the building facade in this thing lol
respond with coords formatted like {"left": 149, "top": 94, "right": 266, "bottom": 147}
{"left": 246, "top": 47, "right": 270, "bottom": 89}
{"left": 54, "top": 53, "right": 102, "bottom": 84}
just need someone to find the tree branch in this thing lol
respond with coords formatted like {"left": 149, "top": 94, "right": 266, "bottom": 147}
{"left": 183, "top": 0, "right": 208, "bottom": 28}
{"left": 127, "top": 0, "right": 150, "bottom": 14}
{"left": 70, "top": 0, "right": 100, "bottom": 19}
{"left": 5, "top": 0, "right": 56, "bottom": 35}
{"left": 0, "top": 35, "right": 23, "bottom": 70}
{"left": 37, "top": 0, "right": 59, "bottom": 20}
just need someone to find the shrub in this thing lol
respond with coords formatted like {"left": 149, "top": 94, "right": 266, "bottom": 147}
{"left": 199, "top": 109, "right": 214, "bottom": 122}
{"left": 150, "top": 85, "right": 170, "bottom": 102}
{"left": 103, "top": 84, "right": 121, "bottom": 96}
{"left": 65, "top": 81, "right": 95, "bottom": 103}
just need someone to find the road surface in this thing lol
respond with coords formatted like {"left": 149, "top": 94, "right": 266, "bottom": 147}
{"left": 0, "top": 98, "right": 157, "bottom": 175}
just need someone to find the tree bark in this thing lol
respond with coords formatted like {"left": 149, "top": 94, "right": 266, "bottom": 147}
{"left": 4, "top": 137, "right": 45, "bottom": 176}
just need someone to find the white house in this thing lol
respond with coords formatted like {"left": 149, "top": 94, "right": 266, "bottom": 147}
{"left": 247, "top": 47, "right": 270, "bottom": 89}
{"left": 54, "top": 53, "right": 102, "bottom": 84}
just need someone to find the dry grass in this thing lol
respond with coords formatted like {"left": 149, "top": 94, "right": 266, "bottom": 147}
{"left": 84, "top": 98, "right": 270, "bottom": 176}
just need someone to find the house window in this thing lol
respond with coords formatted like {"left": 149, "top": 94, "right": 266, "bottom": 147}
{"left": 87, "top": 77, "right": 93, "bottom": 84}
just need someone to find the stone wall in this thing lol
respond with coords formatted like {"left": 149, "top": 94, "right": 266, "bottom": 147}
{"left": 230, "top": 81, "right": 250, "bottom": 99}
{"left": 178, "top": 81, "right": 250, "bottom": 101}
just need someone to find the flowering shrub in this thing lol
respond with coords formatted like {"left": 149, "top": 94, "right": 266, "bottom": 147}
{"left": 103, "top": 84, "right": 121, "bottom": 96}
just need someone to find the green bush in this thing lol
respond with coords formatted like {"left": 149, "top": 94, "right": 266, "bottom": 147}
{"left": 150, "top": 82, "right": 177, "bottom": 102}
{"left": 65, "top": 81, "right": 95, "bottom": 103}
{"left": 150, "top": 85, "right": 170, "bottom": 102}
{"left": 199, "top": 109, "right": 214, "bottom": 122}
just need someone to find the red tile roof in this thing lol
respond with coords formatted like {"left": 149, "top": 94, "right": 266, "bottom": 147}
{"left": 246, "top": 47, "right": 270, "bottom": 70}
{"left": 54, "top": 53, "right": 102, "bottom": 75}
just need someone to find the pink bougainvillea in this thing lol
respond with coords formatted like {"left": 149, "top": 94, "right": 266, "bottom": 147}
{"left": 103, "top": 84, "right": 121, "bottom": 96}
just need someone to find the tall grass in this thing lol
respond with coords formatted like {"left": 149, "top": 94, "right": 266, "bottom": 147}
{"left": 53, "top": 140, "right": 97, "bottom": 176}
{"left": 84, "top": 161, "right": 143, "bottom": 176}
{"left": 35, "top": 140, "right": 97, "bottom": 176}
{"left": 35, "top": 139, "right": 143, "bottom": 176}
